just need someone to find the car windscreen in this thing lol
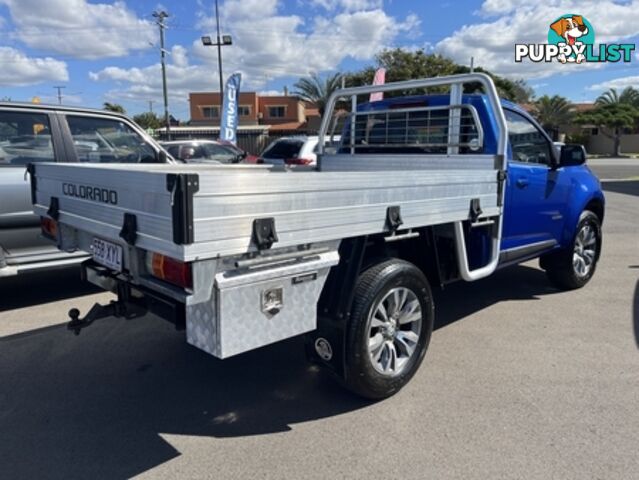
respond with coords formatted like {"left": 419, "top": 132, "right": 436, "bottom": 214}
{"left": 262, "top": 139, "right": 304, "bottom": 159}
{"left": 199, "top": 143, "right": 238, "bottom": 163}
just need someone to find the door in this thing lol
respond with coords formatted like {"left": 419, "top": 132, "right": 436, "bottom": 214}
{"left": 501, "top": 109, "right": 569, "bottom": 254}
{"left": 0, "top": 110, "right": 60, "bottom": 262}
{"left": 62, "top": 114, "right": 159, "bottom": 164}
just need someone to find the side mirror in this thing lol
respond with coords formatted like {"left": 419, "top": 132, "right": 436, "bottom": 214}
{"left": 157, "top": 149, "right": 168, "bottom": 163}
{"left": 559, "top": 144, "right": 587, "bottom": 167}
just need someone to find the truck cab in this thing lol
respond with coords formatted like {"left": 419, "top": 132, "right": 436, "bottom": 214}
{"left": 498, "top": 100, "right": 604, "bottom": 270}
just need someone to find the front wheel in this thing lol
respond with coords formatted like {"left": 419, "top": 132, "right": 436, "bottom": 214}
{"left": 541, "top": 210, "right": 602, "bottom": 290}
{"left": 344, "top": 259, "right": 434, "bottom": 399}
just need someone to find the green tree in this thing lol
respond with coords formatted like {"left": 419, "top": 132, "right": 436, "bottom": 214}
{"left": 576, "top": 103, "right": 639, "bottom": 157}
{"left": 595, "top": 86, "right": 639, "bottom": 107}
{"left": 103, "top": 102, "right": 126, "bottom": 114}
{"left": 343, "top": 48, "right": 533, "bottom": 103}
{"left": 293, "top": 72, "right": 344, "bottom": 116}
{"left": 133, "top": 112, "right": 163, "bottom": 130}
{"left": 532, "top": 95, "right": 574, "bottom": 140}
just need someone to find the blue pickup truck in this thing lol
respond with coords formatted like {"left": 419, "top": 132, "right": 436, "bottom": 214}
{"left": 30, "top": 74, "right": 604, "bottom": 399}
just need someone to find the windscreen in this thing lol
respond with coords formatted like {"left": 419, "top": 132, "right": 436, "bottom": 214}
{"left": 262, "top": 139, "right": 304, "bottom": 159}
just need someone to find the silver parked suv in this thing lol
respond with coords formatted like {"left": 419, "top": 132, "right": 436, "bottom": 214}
{"left": 0, "top": 102, "right": 171, "bottom": 277}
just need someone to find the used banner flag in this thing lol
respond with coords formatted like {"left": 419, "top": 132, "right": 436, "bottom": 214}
{"left": 220, "top": 72, "right": 242, "bottom": 144}
{"left": 369, "top": 68, "right": 386, "bottom": 102}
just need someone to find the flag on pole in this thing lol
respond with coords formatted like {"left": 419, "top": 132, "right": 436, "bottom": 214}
{"left": 369, "top": 68, "right": 386, "bottom": 102}
{"left": 220, "top": 72, "right": 242, "bottom": 144}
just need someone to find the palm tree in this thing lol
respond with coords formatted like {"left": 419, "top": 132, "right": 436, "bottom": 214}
{"left": 532, "top": 95, "right": 574, "bottom": 140}
{"left": 595, "top": 86, "right": 639, "bottom": 107}
{"left": 293, "top": 72, "right": 344, "bottom": 116}
{"left": 103, "top": 102, "right": 126, "bottom": 114}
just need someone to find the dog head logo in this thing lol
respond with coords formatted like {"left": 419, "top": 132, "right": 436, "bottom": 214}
{"left": 550, "top": 15, "right": 588, "bottom": 45}
{"left": 548, "top": 14, "right": 595, "bottom": 63}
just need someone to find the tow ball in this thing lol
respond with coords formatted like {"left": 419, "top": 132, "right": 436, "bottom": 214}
{"left": 67, "top": 294, "right": 147, "bottom": 335}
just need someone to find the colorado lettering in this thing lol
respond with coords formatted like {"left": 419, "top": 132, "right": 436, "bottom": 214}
{"left": 62, "top": 183, "right": 118, "bottom": 205}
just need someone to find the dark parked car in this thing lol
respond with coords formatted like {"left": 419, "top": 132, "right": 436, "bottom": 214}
{"left": 161, "top": 140, "right": 260, "bottom": 164}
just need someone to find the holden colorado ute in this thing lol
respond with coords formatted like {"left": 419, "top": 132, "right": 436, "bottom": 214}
{"left": 29, "top": 74, "right": 604, "bottom": 399}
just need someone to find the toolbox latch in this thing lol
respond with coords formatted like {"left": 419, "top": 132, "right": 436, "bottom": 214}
{"left": 252, "top": 217, "right": 278, "bottom": 250}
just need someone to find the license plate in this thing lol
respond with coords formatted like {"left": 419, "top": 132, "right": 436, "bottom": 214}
{"left": 91, "top": 237, "right": 123, "bottom": 272}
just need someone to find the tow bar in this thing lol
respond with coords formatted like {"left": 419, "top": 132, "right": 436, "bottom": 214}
{"left": 66, "top": 283, "right": 147, "bottom": 335}
{"left": 66, "top": 264, "right": 186, "bottom": 334}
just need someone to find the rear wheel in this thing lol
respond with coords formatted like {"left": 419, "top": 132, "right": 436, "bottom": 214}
{"left": 542, "top": 210, "right": 602, "bottom": 290}
{"left": 344, "top": 259, "right": 434, "bottom": 399}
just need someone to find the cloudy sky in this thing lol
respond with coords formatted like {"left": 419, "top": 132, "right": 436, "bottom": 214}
{"left": 0, "top": 0, "right": 638, "bottom": 119}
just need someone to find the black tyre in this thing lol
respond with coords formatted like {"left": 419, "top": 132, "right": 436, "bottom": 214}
{"left": 541, "top": 210, "right": 602, "bottom": 290}
{"left": 344, "top": 259, "right": 434, "bottom": 399}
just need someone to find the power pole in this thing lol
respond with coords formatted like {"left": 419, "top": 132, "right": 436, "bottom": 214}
{"left": 153, "top": 10, "right": 171, "bottom": 140}
{"left": 149, "top": 100, "right": 154, "bottom": 113}
{"left": 53, "top": 86, "right": 65, "bottom": 104}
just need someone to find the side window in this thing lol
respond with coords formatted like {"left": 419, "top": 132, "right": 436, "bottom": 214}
{"left": 66, "top": 115, "right": 157, "bottom": 163}
{"left": 166, "top": 145, "right": 180, "bottom": 158}
{"left": 0, "top": 111, "right": 54, "bottom": 166}
{"left": 504, "top": 109, "right": 552, "bottom": 165}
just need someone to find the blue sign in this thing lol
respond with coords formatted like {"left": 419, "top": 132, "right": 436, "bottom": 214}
{"left": 220, "top": 72, "right": 242, "bottom": 144}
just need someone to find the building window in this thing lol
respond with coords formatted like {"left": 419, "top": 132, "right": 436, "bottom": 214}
{"left": 238, "top": 105, "right": 251, "bottom": 116}
{"left": 268, "top": 106, "right": 286, "bottom": 118}
{"left": 202, "top": 106, "right": 219, "bottom": 118}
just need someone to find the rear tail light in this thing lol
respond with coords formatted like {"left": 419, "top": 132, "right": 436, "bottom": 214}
{"left": 285, "top": 157, "right": 313, "bottom": 165}
{"left": 146, "top": 252, "right": 192, "bottom": 289}
{"left": 40, "top": 217, "right": 58, "bottom": 239}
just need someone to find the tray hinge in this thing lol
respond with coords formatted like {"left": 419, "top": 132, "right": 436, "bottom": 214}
{"left": 119, "top": 212, "right": 138, "bottom": 245}
{"left": 47, "top": 196, "right": 60, "bottom": 221}
{"left": 166, "top": 173, "right": 200, "bottom": 245}
{"left": 497, "top": 168, "right": 506, "bottom": 207}
{"left": 26, "top": 163, "right": 37, "bottom": 205}
{"left": 252, "top": 217, "right": 278, "bottom": 250}
{"left": 469, "top": 198, "right": 483, "bottom": 222}
{"left": 386, "top": 205, "right": 403, "bottom": 232}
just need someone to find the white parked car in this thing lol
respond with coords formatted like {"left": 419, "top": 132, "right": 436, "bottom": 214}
{"left": 261, "top": 136, "right": 319, "bottom": 166}
{"left": 261, "top": 135, "right": 342, "bottom": 166}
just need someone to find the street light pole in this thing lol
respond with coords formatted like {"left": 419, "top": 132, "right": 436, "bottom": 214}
{"left": 153, "top": 10, "right": 171, "bottom": 140}
{"left": 215, "top": 0, "right": 224, "bottom": 97}
{"left": 201, "top": 1, "right": 232, "bottom": 100}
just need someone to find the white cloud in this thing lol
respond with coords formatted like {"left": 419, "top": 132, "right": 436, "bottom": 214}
{"left": 478, "top": 0, "right": 532, "bottom": 15}
{"left": 198, "top": 5, "right": 420, "bottom": 79}
{"left": 586, "top": 75, "right": 639, "bottom": 91}
{"left": 0, "top": 47, "right": 68, "bottom": 86}
{"left": 436, "top": 0, "right": 639, "bottom": 79}
{"left": 90, "top": 45, "right": 221, "bottom": 114}
{"left": 0, "top": 0, "right": 156, "bottom": 59}
{"left": 309, "top": 0, "right": 383, "bottom": 11}
{"left": 92, "top": 2, "right": 418, "bottom": 113}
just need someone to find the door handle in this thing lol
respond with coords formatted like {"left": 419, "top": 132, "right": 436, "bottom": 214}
{"left": 516, "top": 177, "right": 529, "bottom": 188}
